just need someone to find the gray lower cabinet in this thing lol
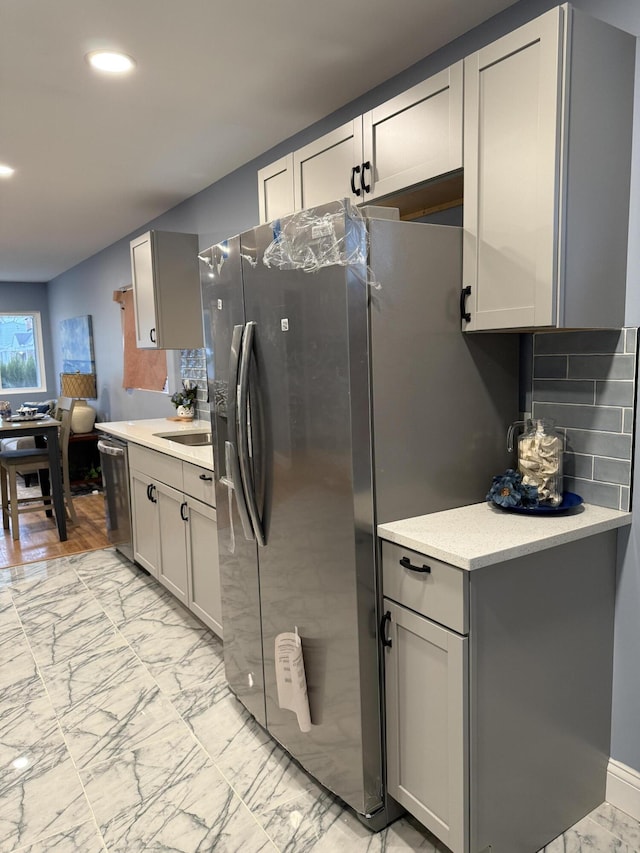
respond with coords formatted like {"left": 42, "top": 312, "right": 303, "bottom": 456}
{"left": 185, "top": 495, "right": 221, "bottom": 637}
{"left": 129, "top": 443, "right": 222, "bottom": 638}
{"left": 384, "top": 599, "right": 468, "bottom": 853}
{"left": 156, "top": 480, "right": 190, "bottom": 604}
{"left": 130, "top": 467, "right": 160, "bottom": 577}
{"left": 382, "top": 531, "right": 617, "bottom": 853}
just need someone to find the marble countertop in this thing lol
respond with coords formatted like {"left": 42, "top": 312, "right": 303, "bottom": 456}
{"left": 97, "top": 419, "right": 214, "bottom": 470}
{"left": 378, "top": 501, "right": 632, "bottom": 570}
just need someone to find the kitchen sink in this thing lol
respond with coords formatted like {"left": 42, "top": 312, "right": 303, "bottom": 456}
{"left": 154, "top": 431, "right": 213, "bottom": 447}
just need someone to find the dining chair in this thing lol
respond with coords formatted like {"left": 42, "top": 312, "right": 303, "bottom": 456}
{"left": 0, "top": 396, "right": 77, "bottom": 540}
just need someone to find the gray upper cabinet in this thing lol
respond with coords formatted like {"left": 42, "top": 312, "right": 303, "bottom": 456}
{"left": 462, "top": 4, "right": 635, "bottom": 331}
{"left": 362, "top": 62, "right": 462, "bottom": 202}
{"left": 257, "top": 153, "right": 295, "bottom": 224}
{"left": 257, "top": 62, "right": 463, "bottom": 222}
{"left": 130, "top": 230, "right": 204, "bottom": 349}
{"left": 293, "top": 119, "right": 364, "bottom": 211}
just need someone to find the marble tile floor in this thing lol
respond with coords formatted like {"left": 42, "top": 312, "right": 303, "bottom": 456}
{"left": 1, "top": 549, "right": 639, "bottom": 853}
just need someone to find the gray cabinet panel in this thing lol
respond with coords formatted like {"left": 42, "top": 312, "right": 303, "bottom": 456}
{"left": 384, "top": 599, "right": 468, "bottom": 853}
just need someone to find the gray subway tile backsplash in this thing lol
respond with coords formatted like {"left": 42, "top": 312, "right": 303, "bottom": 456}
{"left": 568, "top": 354, "right": 636, "bottom": 380}
{"left": 563, "top": 453, "right": 594, "bottom": 480}
{"left": 533, "top": 355, "right": 568, "bottom": 379}
{"left": 624, "top": 408, "right": 634, "bottom": 434}
{"left": 530, "top": 329, "right": 637, "bottom": 512}
{"left": 625, "top": 328, "right": 638, "bottom": 354}
{"left": 534, "top": 402, "right": 622, "bottom": 433}
{"left": 595, "top": 380, "right": 635, "bottom": 407}
{"left": 532, "top": 379, "right": 594, "bottom": 404}
{"left": 563, "top": 428, "right": 632, "bottom": 460}
{"left": 563, "top": 477, "right": 621, "bottom": 510}
{"left": 593, "top": 457, "right": 632, "bottom": 486}
{"left": 534, "top": 329, "right": 624, "bottom": 355}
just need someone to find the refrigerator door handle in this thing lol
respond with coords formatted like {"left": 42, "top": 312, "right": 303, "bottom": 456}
{"left": 238, "top": 321, "right": 266, "bottom": 546}
{"left": 227, "top": 324, "right": 243, "bottom": 442}
{"left": 224, "top": 324, "right": 255, "bottom": 542}
{"left": 224, "top": 440, "right": 255, "bottom": 541}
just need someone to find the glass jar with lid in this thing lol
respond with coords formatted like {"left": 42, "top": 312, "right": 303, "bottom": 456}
{"left": 508, "top": 418, "right": 564, "bottom": 506}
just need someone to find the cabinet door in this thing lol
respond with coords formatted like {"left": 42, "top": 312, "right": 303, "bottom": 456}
{"left": 384, "top": 599, "right": 468, "bottom": 853}
{"left": 130, "top": 232, "right": 159, "bottom": 348}
{"left": 156, "top": 481, "right": 189, "bottom": 604}
{"left": 130, "top": 468, "right": 160, "bottom": 578}
{"left": 258, "top": 154, "right": 295, "bottom": 224}
{"left": 293, "top": 120, "right": 363, "bottom": 210}
{"left": 463, "top": 7, "right": 562, "bottom": 331}
{"left": 364, "top": 62, "right": 463, "bottom": 202}
{"left": 186, "top": 497, "right": 222, "bottom": 638}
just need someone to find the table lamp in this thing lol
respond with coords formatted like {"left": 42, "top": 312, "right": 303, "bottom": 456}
{"left": 60, "top": 372, "right": 98, "bottom": 433}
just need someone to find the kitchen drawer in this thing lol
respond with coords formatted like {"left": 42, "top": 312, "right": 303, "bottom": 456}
{"left": 129, "top": 443, "right": 183, "bottom": 491}
{"left": 183, "top": 461, "right": 215, "bottom": 506}
{"left": 381, "top": 539, "right": 468, "bottom": 634}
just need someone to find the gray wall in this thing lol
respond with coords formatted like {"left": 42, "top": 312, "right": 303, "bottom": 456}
{"left": 0, "top": 281, "right": 57, "bottom": 402}
{"left": 37, "top": 0, "right": 640, "bottom": 781}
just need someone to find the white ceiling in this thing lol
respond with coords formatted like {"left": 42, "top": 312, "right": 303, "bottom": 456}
{"left": 0, "top": 0, "right": 518, "bottom": 283}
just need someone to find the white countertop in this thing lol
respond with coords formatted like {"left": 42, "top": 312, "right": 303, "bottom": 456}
{"left": 97, "top": 418, "right": 214, "bottom": 470}
{"left": 378, "top": 501, "right": 632, "bottom": 570}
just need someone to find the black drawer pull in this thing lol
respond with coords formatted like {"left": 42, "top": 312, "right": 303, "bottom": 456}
{"left": 199, "top": 473, "right": 213, "bottom": 482}
{"left": 380, "top": 610, "right": 392, "bottom": 648}
{"left": 361, "top": 160, "right": 371, "bottom": 194}
{"left": 350, "top": 165, "right": 362, "bottom": 197}
{"left": 460, "top": 285, "right": 472, "bottom": 323}
{"left": 399, "top": 556, "right": 431, "bottom": 574}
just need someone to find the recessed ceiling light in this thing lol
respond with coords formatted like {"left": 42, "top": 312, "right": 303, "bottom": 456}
{"left": 0, "top": 164, "right": 15, "bottom": 177}
{"left": 86, "top": 50, "right": 136, "bottom": 74}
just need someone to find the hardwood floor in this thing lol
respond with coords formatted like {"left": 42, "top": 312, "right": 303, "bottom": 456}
{"left": 0, "top": 493, "right": 111, "bottom": 569}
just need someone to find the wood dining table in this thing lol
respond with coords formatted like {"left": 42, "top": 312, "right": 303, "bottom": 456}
{"left": 0, "top": 416, "right": 67, "bottom": 541}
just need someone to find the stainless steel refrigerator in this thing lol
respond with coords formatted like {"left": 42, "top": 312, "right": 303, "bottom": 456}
{"left": 200, "top": 200, "right": 517, "bottom": 829}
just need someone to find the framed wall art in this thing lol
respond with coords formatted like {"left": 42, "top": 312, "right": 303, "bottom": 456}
{"left": 59, "top": 315, "right": 95, "bottom": 374}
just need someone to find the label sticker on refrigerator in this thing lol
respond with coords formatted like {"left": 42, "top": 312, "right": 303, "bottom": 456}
{"left": 281, "top": 319, "right": 289, "bottom": 332}
{"left": 275, "top": 629, "right": 312, "bottom": 732}
{"left": 311, "top": 222, "right": 333, "bottom": 239}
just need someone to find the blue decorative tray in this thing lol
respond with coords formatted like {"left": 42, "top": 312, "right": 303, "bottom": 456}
{"left": 493, "top": 491, "right": 584, "bottom": 515}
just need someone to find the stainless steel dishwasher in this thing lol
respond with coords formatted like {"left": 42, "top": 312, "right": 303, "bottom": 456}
{"left": 98, "top": 436, "right": 134, "bottom": 562}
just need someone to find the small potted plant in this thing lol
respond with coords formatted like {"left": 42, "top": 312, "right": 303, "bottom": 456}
{"left": 171, "top": 379, "right": 198, "bottom": 420}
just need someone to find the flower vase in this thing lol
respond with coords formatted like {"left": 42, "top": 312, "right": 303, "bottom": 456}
{"left": 176, "top": 405, "right": 194, "bottom": 421}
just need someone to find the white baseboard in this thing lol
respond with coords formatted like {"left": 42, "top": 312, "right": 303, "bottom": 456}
{"left": 607, "top": 758, "right": 640, "bottom": 822}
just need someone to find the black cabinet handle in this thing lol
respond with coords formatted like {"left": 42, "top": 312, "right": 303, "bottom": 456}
{"left": 150, "top": 328, "right": 156, "bottom": 343}
{"left": 400, "top": 556, "right": 431, "bottom": 574}
{"left": 361, "top": 161, "right": 371, "bottom": 194}
{"left": 180, "top": 501, "right": 188, "bottom": 521}
{"left": 460, "top": 286, "right": 472, "bottom": 323}
{"left": 350, "top": 165, "right": 362, "bottom": 197}
{"left": 146, "top": 483, "right": 151, "bottom": 501}
{"left": 149, "top": 484, "right": 157, "bottom": 504}
{"left": 380, "top": 610, "right": 393, "bottom": 648}
{"left": 199, "top": 473, "right": 213, "bottom": 482}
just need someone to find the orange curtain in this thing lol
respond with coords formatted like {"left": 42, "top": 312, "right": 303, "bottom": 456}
{"left": 113, "top": 289, "right": 167, "bottom": 391}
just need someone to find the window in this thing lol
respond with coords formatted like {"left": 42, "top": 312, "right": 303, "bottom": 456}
{"left": 0, "top": 313, "right": 47, "bottom": 393}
